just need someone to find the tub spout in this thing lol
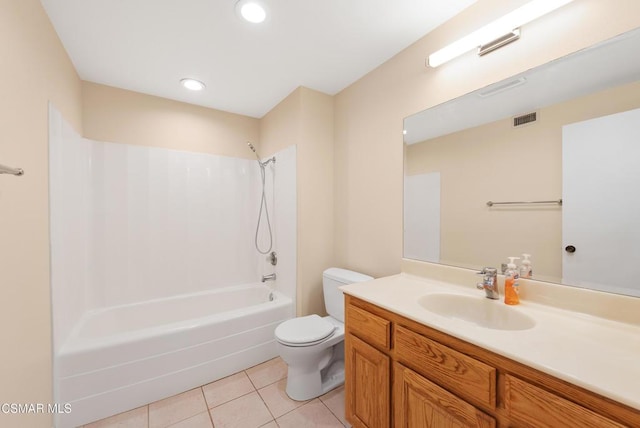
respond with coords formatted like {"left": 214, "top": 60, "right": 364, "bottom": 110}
{"left": 262, "top": 273, "right": 276, "bottom": 282}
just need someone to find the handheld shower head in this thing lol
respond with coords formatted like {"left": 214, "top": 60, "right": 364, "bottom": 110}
{"left": 247, "top": 141, "right": 261, "bottom": 162}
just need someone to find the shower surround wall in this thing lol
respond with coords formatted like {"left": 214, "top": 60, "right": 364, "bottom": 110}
{"left": 49, "top": 105, "right": 296, "bottom": 425}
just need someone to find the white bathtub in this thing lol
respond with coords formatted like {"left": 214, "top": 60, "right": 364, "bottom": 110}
{"left": 54, "top": 283, "right": 293, "bottom": 428}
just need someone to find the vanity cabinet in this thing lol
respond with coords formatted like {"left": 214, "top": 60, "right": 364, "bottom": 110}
{"left": 344, "top": 295, "right": 639, "bottom": 428}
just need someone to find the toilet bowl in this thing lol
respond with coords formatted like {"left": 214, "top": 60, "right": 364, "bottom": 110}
{"left": 275, "top": 268, "right": 372, "bottom": 401}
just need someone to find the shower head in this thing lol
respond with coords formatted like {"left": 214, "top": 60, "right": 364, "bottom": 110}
{"left": 247, "top": 141, "right": 261, "bottom": 162}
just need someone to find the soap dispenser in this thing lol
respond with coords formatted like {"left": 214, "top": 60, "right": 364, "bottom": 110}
{"left": 504, "top": 257, "right": 520, "bottom": 305}
{"left": 520, "top": 253, "right": 533, "bottom": 279}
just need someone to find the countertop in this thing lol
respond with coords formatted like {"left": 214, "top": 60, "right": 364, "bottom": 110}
{"left": 340, "top": 273, "right": 640, "bottom": 411}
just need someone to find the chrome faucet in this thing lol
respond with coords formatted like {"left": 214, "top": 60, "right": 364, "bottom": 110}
{"left": 476, "top": 267, "right": 499, "bottom": 300}
{"left": 261, "top": 273, "right": 276, "bottom": 283}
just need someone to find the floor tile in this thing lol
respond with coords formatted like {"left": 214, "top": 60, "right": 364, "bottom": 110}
{"left": 258, "top": 378, "right": 309, "bottom": 418}
{"left": 167, "top": 411, "right": 213, "bottom": 428}
{"left": 83, "top": 406, "right": 148, "bottom": 428}
{"left": 149, "top": 388, "right": 208, "bottom": 428}
{"left": 320, "top": 386, "right": 350, "bottom": 427}
{"left": 276, "top": 399, "right": 344, "bottom": 428}
{"left": 202, "top": 371, "right": 255, "bottom": 408}
{"left": 245, "top": 357, "right": 288, "bottom": 389}
{"left": 259, "top": 422, "right": 279, "bottom": 428}
{"left": 209, "top": 391, "right": 273, "bottom": 428}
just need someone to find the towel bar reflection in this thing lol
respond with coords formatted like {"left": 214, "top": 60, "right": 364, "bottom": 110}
{"left": 486, "top": 199, "right": 562, "bottom": 207}
{"left": 0, "top": 163, "right": 24, "bottom": 176}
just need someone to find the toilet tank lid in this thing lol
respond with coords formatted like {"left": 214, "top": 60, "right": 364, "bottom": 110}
{"left": 323, "top": 268, "right": 373, "bottom": 284}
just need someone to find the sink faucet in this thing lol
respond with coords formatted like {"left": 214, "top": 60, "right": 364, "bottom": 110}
{"left": 476, "top": 267, "right": 499, "bottom": 300}
{"left": 262, "top": 273, "right": 276, "bottom": 283}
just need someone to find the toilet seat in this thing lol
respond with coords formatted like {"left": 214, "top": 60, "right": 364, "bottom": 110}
{"left": 275, "top": 315, "right": 336, "bottom": 347}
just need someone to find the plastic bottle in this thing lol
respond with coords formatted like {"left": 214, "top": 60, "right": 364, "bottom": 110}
{"left": 520, "top": 253, "right": 533, "bottom": 279}
{"left": 504, "top": 257, "right": 520, "bottom": 305}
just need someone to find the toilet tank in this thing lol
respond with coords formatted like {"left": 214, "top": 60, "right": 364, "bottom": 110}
{"left": 323, "top": 268, "right": 373, "bottom": 322}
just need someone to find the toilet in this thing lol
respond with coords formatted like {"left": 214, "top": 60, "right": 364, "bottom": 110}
{"left": 275, "top": 267, "right": 373, "bottom": 401}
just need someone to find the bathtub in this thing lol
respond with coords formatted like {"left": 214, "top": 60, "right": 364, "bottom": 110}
{"left": 54, "top": 283, "right": 293, "bottom": 428}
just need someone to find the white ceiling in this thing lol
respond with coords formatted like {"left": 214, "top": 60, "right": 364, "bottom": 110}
{"left": 40, "top": 0, "right": 476, "bottom": 118}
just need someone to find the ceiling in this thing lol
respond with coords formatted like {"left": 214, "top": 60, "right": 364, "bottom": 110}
{"left": 40, "top": 0, "right": 476, "bottom": 118}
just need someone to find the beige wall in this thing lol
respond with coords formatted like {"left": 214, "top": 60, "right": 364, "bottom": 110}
{"left": 406, "top": 80, "right": 640, "bottom": 280}
{"left": 0, "top": 0, "right": 82, "bottom": 427}
{"left": 334, "top": 0, "right": 640, "bottom": 279}
{"left": 261, "top": 87, "right": 335, "bottom": 316}
{"left": 82, "top": 81, "right": 260, "bottom": 158}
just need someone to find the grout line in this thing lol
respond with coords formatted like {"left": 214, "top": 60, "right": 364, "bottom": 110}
{"left": 317, "top": 399, "right": 346, "bottom": 427}
{"left": 274, "top": 397, "right": 317, "bottom": 422}
{"left": 152, "top": 387, "right": 208, "bottom": 428}
{"left": 322, "top": 402, "right": 349, "bottom": 428}
{"left": 244, "top": 358, "right": 287, "bottom": 390}
{"left": 244, "top": 369, "right": 260, "bottom": 390}
{"left": 206, "top": 405, "right": 216, "bottom": 428}
{"left": 254, "top": 379, "right": 278, "bottom": 422}
{"left": 199, "top": 387, "right": 216, "bottom": 428}
{"left": 208, "top": 390, "right": 255, "bottom": 410}
{"left": 147, "top": 404, "right": 150, "bottom": 428}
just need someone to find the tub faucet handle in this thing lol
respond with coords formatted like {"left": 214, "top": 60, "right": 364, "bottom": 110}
{"left": 267, "top": 251, "right": 277, "bottom": 266}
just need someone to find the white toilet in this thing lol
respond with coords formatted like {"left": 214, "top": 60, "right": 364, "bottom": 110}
{"left": 275, "top": 267, "right": 373, "bottom": 401}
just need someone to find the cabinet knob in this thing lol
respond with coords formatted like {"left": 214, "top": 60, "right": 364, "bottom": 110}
{"left": 565, "top": 245, "right": 576, "bottom": 253}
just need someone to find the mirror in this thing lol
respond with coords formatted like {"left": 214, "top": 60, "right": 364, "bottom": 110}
{"left": 403, "top": 27, "right": 640, "bottom": 297}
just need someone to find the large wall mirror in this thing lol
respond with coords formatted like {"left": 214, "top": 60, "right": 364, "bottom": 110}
{"left": 403, "top": 27, "right": 640, "bottom": 298}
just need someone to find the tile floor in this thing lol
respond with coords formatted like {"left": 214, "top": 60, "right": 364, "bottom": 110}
{"left": 82, "top": 357, "right": 351, "bottom": 428}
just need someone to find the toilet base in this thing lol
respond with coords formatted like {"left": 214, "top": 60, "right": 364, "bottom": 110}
{"left": 285, "top": 358, "right": 345, "bottom": 401}
{"left": 276, "top": 316, "right": 346, "bottom": 401}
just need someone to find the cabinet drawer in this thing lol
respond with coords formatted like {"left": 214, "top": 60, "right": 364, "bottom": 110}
{"left": 504, "top": 375, "right": 625, "bottom": 428}
{"left": 395, "top": 325, "right": 496, "bottom": 409}
{"left": 346, "top": 304, "right": 391, "bottom": 351}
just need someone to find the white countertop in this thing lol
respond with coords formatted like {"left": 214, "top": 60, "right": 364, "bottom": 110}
{"left": 341, "top": 273, "right": 640, "bottom": 411}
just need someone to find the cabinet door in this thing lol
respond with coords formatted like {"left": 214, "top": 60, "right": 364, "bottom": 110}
{"left": 394, "top": 362, "right": 495, "bottom": 428}
{"left": 345, "top": 333, "right": 390, "bottom": 428}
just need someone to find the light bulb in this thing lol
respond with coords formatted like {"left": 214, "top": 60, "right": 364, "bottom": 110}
{"left": 239, "top": 1, "right": 266, "bottom": 24}
{"left": 180, "top": 78, "right": 206, "bottom": 91}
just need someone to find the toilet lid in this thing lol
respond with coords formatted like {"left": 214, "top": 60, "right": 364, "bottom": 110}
{"left": 275, "top": 315, "right": 336, "bottom": 345}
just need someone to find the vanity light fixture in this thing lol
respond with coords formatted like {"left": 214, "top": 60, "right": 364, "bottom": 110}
{"left": 427, "top": 0, "right": 574, "bottom": 68}
{"left": 236, "top": 0, "right": 267, "bottom": 24}
{"left": 180, "top": 78, "right": 206, "bottom": 91}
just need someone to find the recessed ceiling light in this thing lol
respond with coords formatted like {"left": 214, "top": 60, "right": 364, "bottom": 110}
{"left": 236, "top": 0, "right": 266, "bottom": 24}
{"left": 180, "top": 78, "right": 206, "bottom": 91}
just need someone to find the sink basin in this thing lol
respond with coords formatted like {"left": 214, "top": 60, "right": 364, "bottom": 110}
{"left": 418, "top": 293, "right": 536, "bottom": 331}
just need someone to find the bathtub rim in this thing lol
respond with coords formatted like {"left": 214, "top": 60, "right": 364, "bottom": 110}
{"left": 58, "top": 283, "right": 291, "bottom": 357}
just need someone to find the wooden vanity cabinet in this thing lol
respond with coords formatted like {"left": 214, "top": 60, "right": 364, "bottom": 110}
{"left": 344, "top": 295, "right": 640, "bottom": 428}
